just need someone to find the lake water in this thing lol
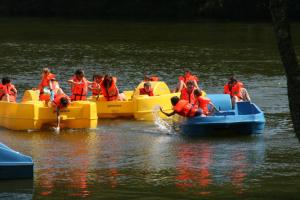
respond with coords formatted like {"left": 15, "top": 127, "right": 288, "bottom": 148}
{"left": 0, "top": 18, "right": 299, "bottom": 200}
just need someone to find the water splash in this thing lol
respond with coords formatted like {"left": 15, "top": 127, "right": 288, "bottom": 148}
{"left": 152, "top": 105, "right": 173, "bottom": 134}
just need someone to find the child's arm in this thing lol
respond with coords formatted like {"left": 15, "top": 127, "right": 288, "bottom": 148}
{"left": 160, "top": 107, "right": 176, "bottom": 117}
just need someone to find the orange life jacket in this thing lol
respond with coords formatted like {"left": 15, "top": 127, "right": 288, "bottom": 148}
{"left": 53, "top": 94, "right": 70, "bottom": 109}
{"left": 173, "top": 100, "right": 198, "bottom": 117}
{"left": 39, "top": 73, "right": 56, "bottom": 101}
{"left": 0, "top": 84, "right": 4, "bottom": 100}
{"left": 179, "top": 74, "right": 199, "bottom": 84}
{"left": 224, "top": 81, "right": 243, "bottom": 99}
{"left": 194, "top": 96, "right": 211, "bottom": 115}
{"left": 1, "top": 83, "right": 17, "bottom": 102}
{"left": 144, "top": 76, "right": 159, "bottom": 82}
{"left": 139, "top": 88, "right": 154, "bottom": 96}
{"left": 100, "top": 77, "right": 119, "bottom": 101}
{"left": 90, "top": 81, "right": 101, "bottom": 96}
{"left": 180, "top": 87, "right": 196, "bottom": 103}
{"left": 39, "top": 73, "right": 55, "bottom": 90}
{"left": 71, "top": 76, "right": 88, "bottom": 101}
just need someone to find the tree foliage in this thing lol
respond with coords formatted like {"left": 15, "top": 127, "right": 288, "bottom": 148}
{"left": 0, "top": 0, "right": 299, "bottom": 20}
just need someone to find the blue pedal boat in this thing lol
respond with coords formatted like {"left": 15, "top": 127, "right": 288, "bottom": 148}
{"left": 0, "top": 143, "right": 33, "bottom": 179}
{"left": 180, "top": 94, "right": 265, "bottom": 137}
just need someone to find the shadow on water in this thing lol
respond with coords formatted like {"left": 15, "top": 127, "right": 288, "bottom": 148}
{"left": 0, "top": 179, "right": 33, "bottom": 200}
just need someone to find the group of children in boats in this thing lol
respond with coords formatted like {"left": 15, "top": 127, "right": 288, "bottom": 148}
{"left": 0, "top": 68, "right": 251, "bottom": 119}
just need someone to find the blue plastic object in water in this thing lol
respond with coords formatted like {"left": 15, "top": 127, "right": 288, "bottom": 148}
{"left": 180, "top": 94, "right": 265, "bottom": 137}
{"left": 0, "top": 143, "right": 33, "bottom": 179}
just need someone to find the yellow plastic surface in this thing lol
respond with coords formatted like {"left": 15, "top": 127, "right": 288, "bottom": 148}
{"left": 89, "top": 91, "right": 134, "bottom": 118}
{"left": 90, "top": 81, "right": 180, "bottom": 121}
{"left": 0, "top": 90, "right": 97, "bottom": 131}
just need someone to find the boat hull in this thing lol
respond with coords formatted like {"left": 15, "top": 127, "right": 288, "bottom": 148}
{"left": 180, "top": 96, "right": 265, "bottom": 137}
{"left": 0, "top": 143, "right": 33, "bottom": 179}
{"left": 0, "top": 90, "right": 98, "bottom": 131}
{"left": 90, "top": 81, "right": 180, "bottom": 121}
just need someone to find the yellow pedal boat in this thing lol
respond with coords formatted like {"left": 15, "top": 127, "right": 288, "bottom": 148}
{"left": 0, "top": 90, "right": 97, "bottom": 131}
{"left": 89, "top": 81, "right": 205, "bottom": 121}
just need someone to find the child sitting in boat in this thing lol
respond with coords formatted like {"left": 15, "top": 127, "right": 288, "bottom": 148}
{"left": 224, "top": 76, "right": 251, "bottom": 107}
{"left": 0, "top": 77, "right": 17, "bottom": 102}
{"left": 68, "top": 69, "right": 90, "bottom": 101}
{"left": 160, "top": 96, "right": 204, "bottom": 117}
{"left": 89, "top": 74, "right": 103, "bottom": 97}
{"left": 139, "top": 82, "right": 154, "bottom": 96}
{"left": 100, "top": 75, "right": 126, "bottom": 101}
{"left": 180, "top": 80, "right": 196, "bottom": 103}
{"left": 174, "top": 69, "right": 199, "bottom": 93}
{"left": 193, "top": 89, "right": 217, "bottom": 115}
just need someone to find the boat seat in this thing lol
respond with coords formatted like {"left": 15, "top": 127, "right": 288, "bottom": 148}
{"left": 207, "top": 94, "right": 232, "bottom": 111}
{"left": 237, "top": 102, "right": 260, "bottom": 115}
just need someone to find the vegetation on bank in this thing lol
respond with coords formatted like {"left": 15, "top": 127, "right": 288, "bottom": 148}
{"left": 0, "top": 0, "right": 299, "bottom": 21}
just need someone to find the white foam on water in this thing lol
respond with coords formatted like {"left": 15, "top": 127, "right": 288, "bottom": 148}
{"left": 152, "top": 105, "right": 174, "bottom": 135}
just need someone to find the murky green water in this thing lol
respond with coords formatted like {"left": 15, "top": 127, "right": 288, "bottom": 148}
{"left": 0, "top": 19, "right": 299, "bottom": 199}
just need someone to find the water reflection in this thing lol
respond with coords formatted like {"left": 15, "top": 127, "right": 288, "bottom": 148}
{"left": 33, "top": 129, "right": 126, "bottom": 197}
{"left": 34, "top": 131, "right": 99, "bottom": 198}
{"left": 173, "top": 137, "right": 265, "bottom": 195}
{"left": 176, "top": 143, "right": 213, "bottom": 195}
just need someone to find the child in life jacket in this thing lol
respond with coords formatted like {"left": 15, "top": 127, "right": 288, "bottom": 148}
{"left": 36, "top": 68, "right": 56, "bottom": 102}
{"left": 180, "top": 80, "right": 196, "bottom": 103}
{"left": 89, "top": 74, "right": 103, "bottom": 97}
{"left": 139, "top": 82, "right": 154, "bottom": 96}
{"left": 174, "top": 69, "right": 199, "bottom": 93}
{"left": 68, "top": 69, "right": 90, "bottom": 101}
{"left": 193, "top": 89, "right": 217, "bottom": 115}
{"left": 100, "top": 75, "right": 126, "bottom": 101}
{"left": 224, "top": 76, "right": 251, "bottom": 107}
{"left": 0, "top": 77, "right": 17, "bottom": 102}
{"left": 50, "top": 93, "right": 70, "bottom": 131}
{"left": 160, "top": 96, "right": 203, "bottom": 117}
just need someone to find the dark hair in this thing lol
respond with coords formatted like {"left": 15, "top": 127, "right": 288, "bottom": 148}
{"left": 2, "top": 77, "right": 11, "bottom": 85}
{"left": 60, "top": 97, "right": 69, "bottom": 107}
{"left": 93, "top": 74, "right": 102, "bottom": 81}
{"left": 103, "top": 75, "right": 113, "bottom": 88}
{"left": 194, "top": 89, "right": 202, "bottom": 96}
{"left": 229, "top": 75, "right": 237, "bottom": 84}
{"left": 75, "top": 69, "right": 84, "bottom": 76}
{"left": 144, "top": 82, "right": 151, "bottom": 87}
{"left": 171, "top": 96, "right": 180, "bottom": 106}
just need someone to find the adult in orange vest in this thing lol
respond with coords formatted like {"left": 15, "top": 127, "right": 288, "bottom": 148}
{"left": 50, "top": 93, "right": 70, "bottom": 131}
{"left": 36, "top": 68, "right": 56, "bottom": 101}
{"left": 0, "top": 77, "right": 17, "bottom": 102}
{"left": 68, "top": 69, "right": 90, "bottom": 101}
{"left": 100, "top": 75, "right": 126, "bottom": 101}
{"left": 89, "top": 74, "right": 103, "bottom": 97}
{"left": 160, "top": 96, "right": 203, "bottom": 117}
{"left": 180, "top": 80, "right": 196, "bottom": 103}
{"left": 193, "top": 89, "right": 217, "bottom": 115}
{"left": 224, "top": 76, "right": 251, "bottom": 107}
{"left": 139, "top": 82, "right": 154, "bottom": 96}
{"left": 174, "top": 69, "right": 199, "bottom": 92}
